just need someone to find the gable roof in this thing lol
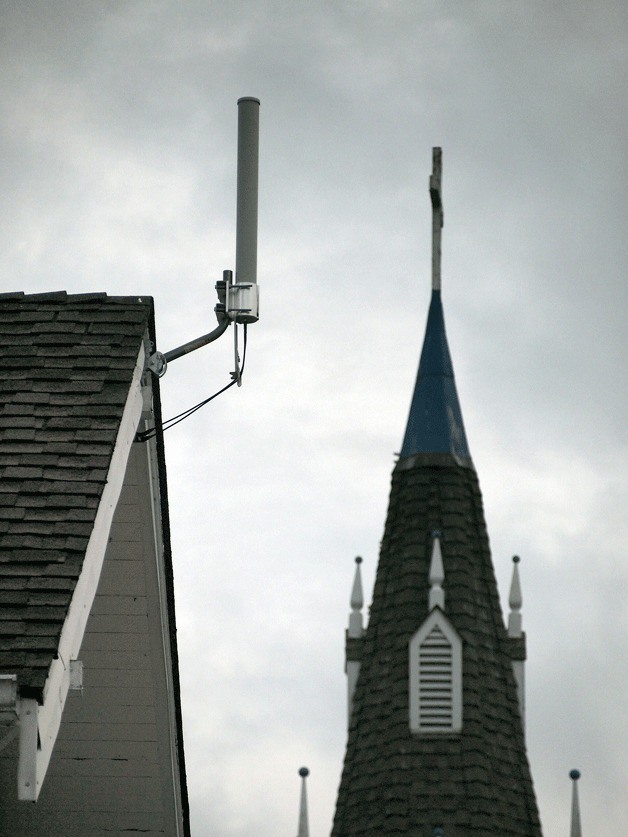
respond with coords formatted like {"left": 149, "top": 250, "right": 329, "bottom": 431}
{"left": 0, "top": 291, "right": 152, "bottom": 699}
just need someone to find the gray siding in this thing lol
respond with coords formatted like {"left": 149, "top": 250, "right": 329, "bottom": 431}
{"left": 0, "top": 441, "right": 185, "bottom": 836}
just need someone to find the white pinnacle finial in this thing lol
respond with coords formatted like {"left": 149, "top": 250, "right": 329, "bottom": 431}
{"left": 297, "top": 766, "right": 310, "bottom": 837}
{"left": 508, "top": 555, "right": 523, "bottom": 638}
{"left": 569, "top": 770, "right": 582, "bottom": 837}
{"left": 346, "top": 557, "right": 365, "bottom": 725}
{"left": 348, "top": 556, "right": 364, "bottom": 638}
{"left": 428, "top": 531, "right": 445, "bottom": 610}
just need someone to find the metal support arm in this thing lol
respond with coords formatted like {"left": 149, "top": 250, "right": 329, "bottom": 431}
{"left": 145, "top": 272, "right": 233, "bottom": 378}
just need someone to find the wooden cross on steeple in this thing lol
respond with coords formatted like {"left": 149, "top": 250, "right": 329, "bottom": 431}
{"left": 430, "top": 147, "right": 443, "bottom": 291}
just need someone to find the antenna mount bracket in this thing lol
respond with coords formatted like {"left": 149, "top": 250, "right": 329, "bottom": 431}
{"left": 227, "top": 281, "right": 259, "bottom": 324}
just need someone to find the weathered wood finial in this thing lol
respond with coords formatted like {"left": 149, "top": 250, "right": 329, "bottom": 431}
{"left": 430, "top": 147, "right": 444, "bottom": 291}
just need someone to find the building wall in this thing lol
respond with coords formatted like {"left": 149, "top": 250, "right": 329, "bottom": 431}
{"left": 0, "top": 440, "right": 185, "bottom": 836}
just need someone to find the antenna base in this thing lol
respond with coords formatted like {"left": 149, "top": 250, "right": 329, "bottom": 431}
{"left": 228, "top": 282, "right": 259, "bottom": 324}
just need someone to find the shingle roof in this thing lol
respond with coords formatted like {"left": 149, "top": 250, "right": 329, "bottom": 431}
{"left": 333, "top": 458, "right": 541, "bottom": 836}
{"left": 332, "top": 291, "right": 541, "bottom": 835}
{"left": 0, "top": 291, "right": 152, "bottom": 699}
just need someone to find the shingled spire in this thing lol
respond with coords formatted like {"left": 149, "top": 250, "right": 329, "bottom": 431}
{"left": 332, "top": 150, "right": 541, "bottom": 835}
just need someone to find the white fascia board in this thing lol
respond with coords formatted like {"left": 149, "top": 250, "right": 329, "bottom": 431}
{"left": 139, "top": 397, "right": 185, "bottom": 837}
{"left": 17, "top": 343, "right": 146, "bottom": 802}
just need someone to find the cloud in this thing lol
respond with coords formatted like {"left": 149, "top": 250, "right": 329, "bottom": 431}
{"left": 1, "top": 1, "right": 626, "bottom": 834}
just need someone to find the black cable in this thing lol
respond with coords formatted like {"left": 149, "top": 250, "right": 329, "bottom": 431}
{"left": 135, "top": 324, "right": 247, "bottom": 443}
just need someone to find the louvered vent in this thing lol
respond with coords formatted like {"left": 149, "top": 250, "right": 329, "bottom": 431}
{"left": 409, "top": 610, "right": 462, "bottom": 734}
{"left": 418, "top": 623, "right": 453, "bottom": 729}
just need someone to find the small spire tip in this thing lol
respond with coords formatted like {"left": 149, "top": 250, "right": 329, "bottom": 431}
{"left": 299, "top": 766, "right": 309, "bottom": 777}
{"left": 355, "top": 555, "right": 362, "bottom": 565}
{"left": 570, "top": 769, "right": 581, "bottom": 781}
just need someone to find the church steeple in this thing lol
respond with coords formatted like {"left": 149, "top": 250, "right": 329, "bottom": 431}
{"left": 332, "top": 149, "right": 541, "bottom": 835}
{"left": 400, "top": 148, "right": 470, "bottom": 463}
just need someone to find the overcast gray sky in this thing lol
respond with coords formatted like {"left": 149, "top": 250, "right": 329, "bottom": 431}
{"left": 1, "top": 2, "right": 626, "bottom": 834}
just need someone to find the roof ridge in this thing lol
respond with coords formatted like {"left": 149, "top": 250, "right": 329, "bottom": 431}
{"left": 0, "top": 291, "right": 153, "bottom": 305}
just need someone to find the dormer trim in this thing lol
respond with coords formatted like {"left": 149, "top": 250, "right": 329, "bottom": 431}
{"left": 409, "top": 609, "right": 462, "bottom": 734}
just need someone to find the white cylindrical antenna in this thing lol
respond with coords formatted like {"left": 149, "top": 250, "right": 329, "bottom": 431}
{"left": 236, "top": 97, "right": 260, "bottom": 286}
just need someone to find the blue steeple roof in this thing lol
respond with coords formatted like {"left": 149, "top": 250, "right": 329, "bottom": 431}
{"left": 399, "top": 289, "right": 470, "bottom": 460}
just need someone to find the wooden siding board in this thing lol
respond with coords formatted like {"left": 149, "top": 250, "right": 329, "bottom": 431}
{"left": 59, "top": 722, "right": 159, "bottom": 742}
{"left": 40, "top": 774, "right": 165, "bottom": 812}
{"left": 81, "top": 630, "right": 150, "bottom": 651}
{"left": 79, "top": 649, "right": 152, "bottom": 671}
{"left": 95, "top": 560, "right": 147, "bottom": 596}
{"left": 64, "top": 686, "right": 155, "bottom": 709}
{"left": 53, "top": 738, "right": 160, "bottom": 762}
{"left": 85, "top": 613, "right": 150, "bottom": 634}
{"left": 63, "top": 701, "right": 158, "bottom": 727}
{"left": 89, "top": 593, "right": 148, "bottom": 616}
{"left": 80, "top": 666, "right": 155, "bottom": 689}
{"left": 47, "top": 754, "right": 160, "bottom": 778}
{"left": 104, "top": 540, "right": 144, "bottom": 561}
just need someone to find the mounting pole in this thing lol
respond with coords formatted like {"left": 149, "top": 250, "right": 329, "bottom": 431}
{"left": 430, "top": 147, "right": 443, "bottom": 291}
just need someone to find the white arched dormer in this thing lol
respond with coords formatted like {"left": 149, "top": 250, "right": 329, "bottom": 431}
{"left": 409, "top": 608, "right": 462, "bottom": 734}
